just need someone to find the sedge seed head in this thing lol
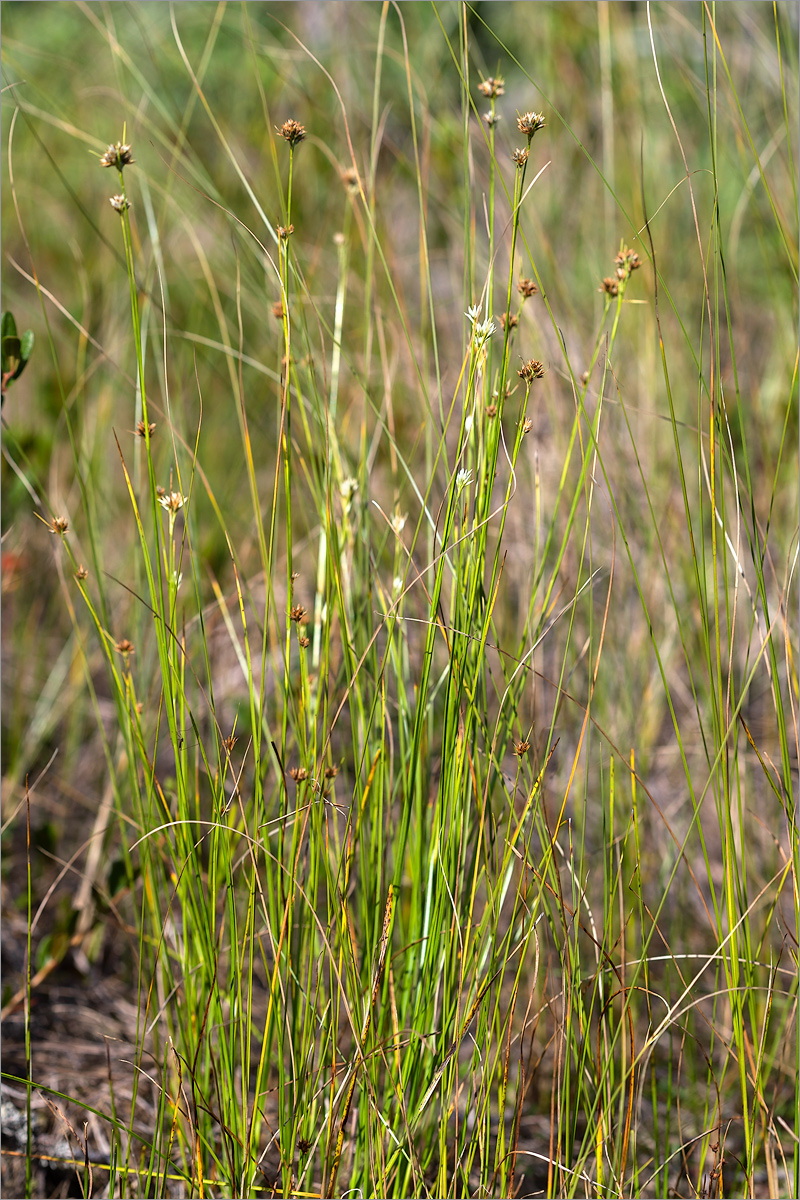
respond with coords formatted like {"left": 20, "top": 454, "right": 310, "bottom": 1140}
{"left": 277, "top": 119, "right": 306, "bottom": 148}
{"left": 100, "top": 142, "right": 135, "bottom": 170}
{"left": 477, "top": 76, "right": 505, "bottom": 99}
{"left": 158, "top": 490, "right": 186, "bottom": 513}
{"left": 516, "top": 111, "right": 546, "bottom": 141}
{"left": 517, "top": 359, "right": 544, "bottom": 383}
{"left": 341, "top": 167, "right": 360, "bottom": 193}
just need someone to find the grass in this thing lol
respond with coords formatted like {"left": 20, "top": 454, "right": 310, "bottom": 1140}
{"left": 1, "top": 2, "right": 798, "bottom": 1197}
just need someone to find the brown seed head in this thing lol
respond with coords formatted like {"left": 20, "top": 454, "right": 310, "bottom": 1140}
{"left": 109, "top": 194, "right": 130, "bottom": 213}
{"left": 115, "top": 638, "right": 135, "bottom": 656}
{"left": 271, "top": 300, "right": 285, "bottom": 319}
{"left": 486, "top": 403, "right": 498, "bottom": 419}
{"left": 614, "top": 246, "right": 642, "bottom": 275}
{"left": 100, "top": 142, "right": 135, "bottom": 170}
{"left": 277, "top": 119, "right": 306, "bottom": 148}
{"left": 512, "top": 147, "right": 529, "bottom": 168}
{"left": 136, "top": 420, "right": 156, "bottom": 438}
{"left": 223, "top": 734, "right": 238, "bottom": 753}
{"left": 514, "top": 739, "right": 531, "bottom": 757}
{"left": 500, "top": 312, "right": 519, "bottom": 331}
{"left": 477, "top": 76, "right": 505, "bottom": 99}
{"left": 517, "top": 359, "right": 544, "bottom": 383}
{"left": 289, "top": 604, "right": 307, "bottom": 624}
{"left": 518, "top": 277, "right": 538, "bottom": 298}
{"left": 522, "top": 417, "right": 533, "bottom": 434}
{"left": 324, "top": 765, "right": 339, "bottom": 779}
{"left": 289, "top": 766, "right": 309, "bottom": 782}
{"left": 298, "top": 635, "right": 310, "bottom": 648}
{"left": 50, "top": 516, "right": 69, "bottom": 535}
{"left": 517, "top": 111, "right": 546, "bottom": 141}
{"left": 277, "top": 224, "right": 294, "bottom": 240}
{"left": 599, "top": 277, "right": 619, "bottom": 298}
{"left": 75, "top": 564, "right": 89, "bottom": 581}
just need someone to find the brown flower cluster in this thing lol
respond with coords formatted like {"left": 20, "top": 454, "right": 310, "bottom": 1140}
{"left": 477, "top": 76, "right": 505, "bottom": 99}
{"left": 518, "top": 277, "right": 538, "bottom": 298}
{"left": 516, "top": 111, "right": 545, "bottom": 141}
{"left": 599, "top": 245, "right": 642, "bottom": 297}
{"left": 278, "top": 119, "right": 306, "bottom": 147}
{"left": 517, "top": 359, "right": 544, "bottom": 383}
{"left": 615, "top": 246, "right": 642, "bottom": 277}
{"left": 100, "top": 142, "right": 135, "bottom": 170}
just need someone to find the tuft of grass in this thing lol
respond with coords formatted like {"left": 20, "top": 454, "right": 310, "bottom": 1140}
{"left": 2, "top": 3, "right": 797, "bottom": 1198}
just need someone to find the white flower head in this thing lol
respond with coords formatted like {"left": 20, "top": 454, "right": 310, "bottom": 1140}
{"left": 158, "top": 490, "right": 187, "bottom": 513}
{"left": 465, "top": 304, "right": 482, "bottom": 326}
{"left": 464, "top": 412, "right": 474, "bottom": 438}
{"left": 473, "top": 318, "right": 495, "bottom": 345}
{"left": 340, "top": 476, "right": 359, "bottom": 516}
{"left": 390, "top": 510, "right": 407, "bottom": 536}
{"left": 456, "top": 467, "right": 473, "bottom": 493}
